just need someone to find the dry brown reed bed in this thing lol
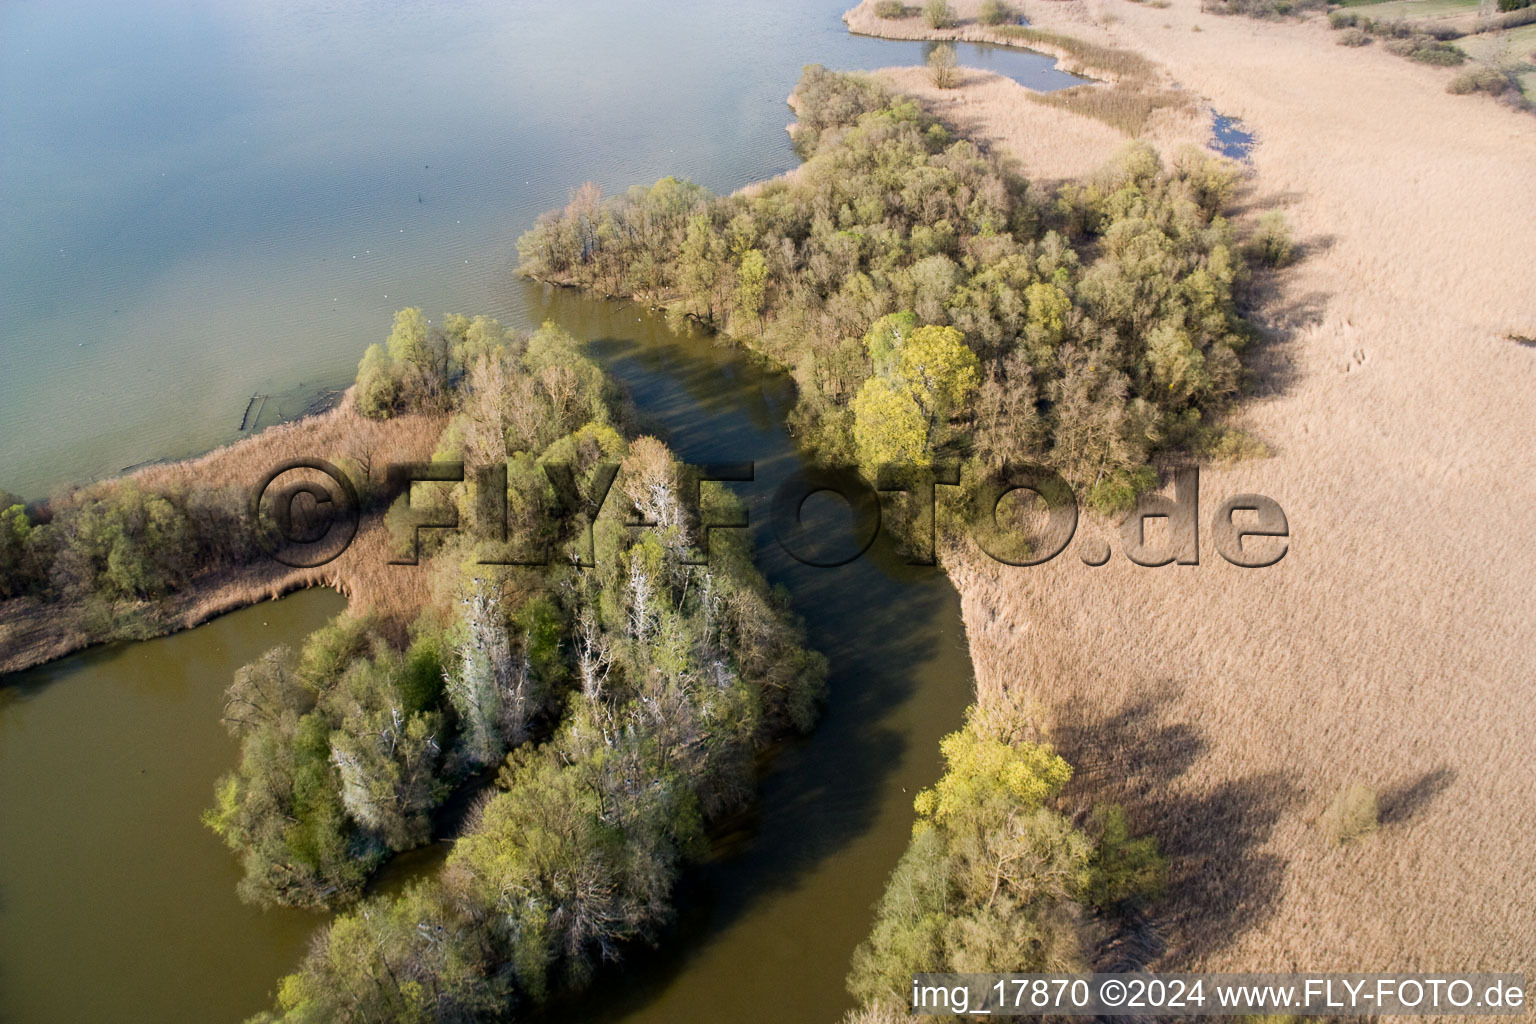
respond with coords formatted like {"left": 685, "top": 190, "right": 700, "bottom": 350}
{"left": 0, "top": 394, "right": 450, "bottom": 677}
{"left": 875, "top": 0, "right": 1536, "bottom": 998}
{"left": 873, "top": 64, "right": 1196, "bottom": 180}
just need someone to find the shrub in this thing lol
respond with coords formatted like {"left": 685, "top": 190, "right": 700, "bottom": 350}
{"left": 1497, "top": 4, "right": 1536, "bottom": 26}
{"left": 1324, "top": 782, "right": 1379, "bottom": 844}
{"left": 1448, "top": 66, "right": 1516, "bottom": 96}
{"left": 1247, "top": 210, "right": 1297, "bottom": 268}
{"left": 1199, "top": 428, "right": 1271, "bottom": 461}
{"left": 873, "top": 0, "right": 906, "bottom": 16}
{"left": 1389, "top": 37, "right": 1467, "bottom": 64}
{"left": 1337, "top": 26, "right": 1371, "bottom": 45}
{"left": 1419, "top": 22, "right": 1464, "bottom": 39}
{"left": 1328, "top": 9, "right": 1359, "bottom": 27}
{"left": 1498, "top": 0, "right": 1532, "bottom": 11}
{"left": 978, "top": 0, "right": 1018, "bottom": 25}
{"left": 1085, "top": 805, "right": 1167, "bottom": 909}
{"left": 1085, "top": 466, "right": 1159, "bottom": 517}
{"left": 922, "top": 0, "right": 955, "bottom": 28}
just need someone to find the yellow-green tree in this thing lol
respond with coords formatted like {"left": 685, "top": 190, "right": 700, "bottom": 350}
{"left": 911, "top": 723, "right": 1073, "bottom": 833}
{"left": 852, "top": 378, "right": 930, "bottom": 468}
{"left": 896, "top": 325, "right": 981, "bottom": 425}
{"left": 354, "top": 343, "right": 400, "bottom": 419}
{"left": 1024, "top": 281, "right": 1073, "bottom": 345}
{"left": 385, "top": 307, "right": 431, "bottom": 367}
{"left": 0, "top": 503, "right": 34, "bottom": 598}
{"left": 733, "top": 249, "right": 768, "bottom": 335}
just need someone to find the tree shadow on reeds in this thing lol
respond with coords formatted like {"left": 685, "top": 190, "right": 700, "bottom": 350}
{"left": 1051, "top": 682, "right": 1300, "bottom": 968}
{"left": 1378, "top": 765, "right": 1456, "bottom": 827}
{"left": 1239, "top": 286, "right": 1320, "bottom": 403}
{"left": 1157, "top": 771, "right": 1298, "bottom": 965}
{"left": 1053, "top": 680, "right": 1208, "bottom": 807}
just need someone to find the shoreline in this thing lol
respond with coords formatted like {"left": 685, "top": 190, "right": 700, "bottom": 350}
{"left": 842, "top": 0, "right": 1214, "bottom": 172}
{"left": 873, "top": 0, "right": 1536, "bottom": 985}
{"left": 0, "top": 394, "right": 448, "bottom": 679}
{"left": 843, "top": 1, "right": 1138, "bottom": 83}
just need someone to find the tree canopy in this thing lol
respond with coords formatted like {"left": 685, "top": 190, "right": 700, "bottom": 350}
{"left": 518, "top": 66, "right": 1265, "bottom": 514}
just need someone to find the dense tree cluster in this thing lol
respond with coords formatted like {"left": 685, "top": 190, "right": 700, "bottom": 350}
{"left": 205, "top": 619, "right": 454, "bottom": 907}
{"left": 355, "top": 309, "right": 536, "bottom": 420}
{"left": 0, "top": 479, "right": 252, "bottom": 608}
{"left": 226, "top": 317, "right": 825, "bottom": 1021}
{"left": 519, "top": 66, "right": 1267, "bottom": 513}
{"left": 842, "top": 699, "right": 1164, "bottom": 1023}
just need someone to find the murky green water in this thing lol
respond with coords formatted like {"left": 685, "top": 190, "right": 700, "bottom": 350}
{"left": 0, "top": 1, "right": 1072, "bottom": 1020}
{"left": 0, "top": 588, "right": 347, "bottom": 1022}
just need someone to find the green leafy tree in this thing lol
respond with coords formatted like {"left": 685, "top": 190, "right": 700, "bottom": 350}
{"left": 1024, "top": 281, "right": 1073, "bottom": 345}
{"left": 863, "top": 311, "right": 919, "bottom": 379}
{"left": 0, "top": 503, "right": 35, "bottom": 597}
{"left": 1084, "top": 804, "right": 1167, "bottom": 909}
{"left": 204, "top": 708, "right": 370, "bottom": 909}
{"left": 354, "top": 343, "right": 401, "bottom": 419}
{"left": 385, "top": 307, "right": 431, "bottom": 368}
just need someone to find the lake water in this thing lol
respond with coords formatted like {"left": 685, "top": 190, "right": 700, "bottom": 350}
{"left": 0, "top": 0, "right": 1082, "bottom": 500}
{"left": 0, "top": 0, "right": 1080, "bottom": 1020}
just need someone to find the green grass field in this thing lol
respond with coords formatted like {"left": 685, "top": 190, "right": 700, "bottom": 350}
{"left": 1457, "top": 20, "right": 1536, "bottom": 60}
{"left": 1335, "top": 0, "right": 1477, "bottom": 17}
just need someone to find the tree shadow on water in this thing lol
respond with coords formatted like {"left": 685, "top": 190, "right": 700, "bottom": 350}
{"left": 542, "top": 532, "right": 969, "bottom": 1024}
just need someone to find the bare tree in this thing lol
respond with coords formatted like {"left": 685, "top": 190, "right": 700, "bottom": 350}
{"left": 928, "top": 43, "right": 960, "bottom": 90}
{"left": 447, "top": 581, "right": 513, "bottom": 766}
